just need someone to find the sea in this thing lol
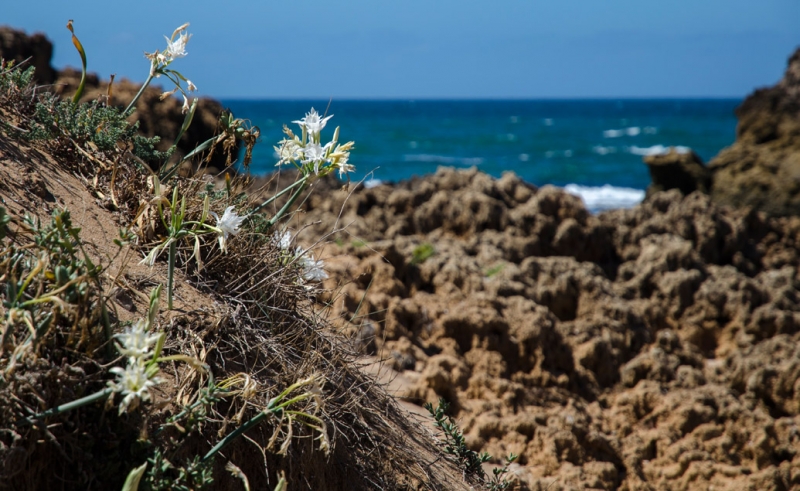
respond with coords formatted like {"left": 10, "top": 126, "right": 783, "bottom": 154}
{"left": 221, "top": 99, "right": 740, "bottom": 213}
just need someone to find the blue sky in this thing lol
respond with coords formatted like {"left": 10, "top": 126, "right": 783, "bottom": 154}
{"left": 3, "top": 1, "right": 798, "bottom": 99}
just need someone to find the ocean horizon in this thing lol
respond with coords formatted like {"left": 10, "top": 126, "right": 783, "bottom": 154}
{"left": 221, "top": 98, "right": 740, "bottom": 212}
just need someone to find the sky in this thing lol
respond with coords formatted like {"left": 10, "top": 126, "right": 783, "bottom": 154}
{"left": 3, "top": 1, "right": 798, "bottom": 99}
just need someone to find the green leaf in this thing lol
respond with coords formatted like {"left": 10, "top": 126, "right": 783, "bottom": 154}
{"left": 148, "top": 284, "right": 162, "bottom": 327}
{"left": 120, "top": 463, "right": 147, "bottom": 491}
{"left": 66, "top": 20, "right": 87, "bottom": 104}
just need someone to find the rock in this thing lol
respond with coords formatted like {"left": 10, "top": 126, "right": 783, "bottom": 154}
{"left": 708, "top": 47, "right": 800, "bottom": 216}
{"left": 0, "top": 26, "right": 56, "bottom": 84}
{"left": 303, "top": 167, "right": 800, "bottom": 490}
{"left": 644, "top": 147, "right": 711, "bottom": 197}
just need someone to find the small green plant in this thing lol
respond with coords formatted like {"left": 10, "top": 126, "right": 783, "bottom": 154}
{"left": 411, "top": 242, "right": 436, "bottom": 265}
{"left": 1, "top": 208, "right": 104, "bottom": 370}
{"left": 484, "top": 263, "right": 505, "bottom": 277}
{"left": 26, "top": 96, "right": 171, "bottom": 165}
{"left": 425, "top": 399, "right": 517, "bottom": 490}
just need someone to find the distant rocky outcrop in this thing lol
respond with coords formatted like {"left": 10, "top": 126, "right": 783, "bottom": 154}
{"left": 706, "top": 47, "right": 800, "bottom": 216}
{"left": 0, "top": 25, "right": 233, "bottom": 170}
{"left": 0, "top": 26, "right": 56, "bottom": 84}
{"left": 644, "top": 147, "right": 711, "bottom": 198}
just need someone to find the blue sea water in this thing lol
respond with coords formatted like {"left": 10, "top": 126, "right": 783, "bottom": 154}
{"left": 221, "top": 99, "right": 739, "bottom": 212}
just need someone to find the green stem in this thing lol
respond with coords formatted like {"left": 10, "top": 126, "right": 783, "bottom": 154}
{"left": 246, "top": 177, "right": 306, "bottom": 220}
{"left": 167, "top": 240, "right": 176, "bottom": 310}
{"left": 160, "top": 135, "right": 217, "bottom": 181}
{"left": 124, "top": 71, "right": 155, "bottom": 115}
{"left": 19, "top": 387, "right": 113, "bottom": 427}
{"left": 265, "top": 178, "right": 310, "bottom": 229}
{"left": 201, "top": 407, "right": 279, "bottom": 463}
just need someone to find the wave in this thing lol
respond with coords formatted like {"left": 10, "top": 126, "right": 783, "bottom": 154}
{"left": 403, "top": 154, "right": 485, "bottom": 166}
{"left": 564, "top": 184, "right": 645, "bottom": 213}
{"left": 592, "top": 145, "right": 617, "bottom": 155}
{"left": 363, "top": 178, "right": 383, "bottom": 189}
{"left": 603, "top": 126, "right": 641, "bottom": 138}
{"left": 627, "top": 145, "right": 690, "bottom": 156}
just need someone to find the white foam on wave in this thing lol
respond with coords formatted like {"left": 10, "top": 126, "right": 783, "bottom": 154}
{"left": 592, "top": 145, "right": 617, "bottom": 155}
{"left": 564, "top": 184, "right": 645, "bottom": 213}
{"left": 627, "top": 145, "right": 691, "bottom": 156}
{"left": 403, "top": 154, "right": 485, "bottom": 166}
{"left": 603, "top": 126, "right": 641, "bottom": 138}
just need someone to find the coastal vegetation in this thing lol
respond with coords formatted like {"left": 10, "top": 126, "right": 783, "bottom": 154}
{"left": 0, "top": 22, "right": 478, "bottom": 490}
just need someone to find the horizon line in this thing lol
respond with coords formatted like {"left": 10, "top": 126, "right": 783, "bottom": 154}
{"left": 215, "top": 95, "right": 745, "bottom": 102}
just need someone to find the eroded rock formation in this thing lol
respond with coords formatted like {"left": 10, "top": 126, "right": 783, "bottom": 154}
{"left": 296, "top": 167, "right": 800, "bottom": 490}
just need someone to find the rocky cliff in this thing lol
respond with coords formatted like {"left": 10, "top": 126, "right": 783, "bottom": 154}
{"left": 707, "top": 47, "right": 800, "bottom": 216}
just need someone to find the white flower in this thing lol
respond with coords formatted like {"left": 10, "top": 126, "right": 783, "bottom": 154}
{"left": 338, "top": 159, "right": 355, "bottom": 178}
{"left": 115, "top": 319, "right": 160, "bottom": 361}
{"left": 187, "top": 80, "right": 197, "bottom": 92}
{"left": 274, "top": 230, "right": 293, "bottom": 250}
{"left": 296, "top": 248, "right": 328, "bottom": 282}
{"left": 328, "top": 141, "right": 355, "bottom": 178}
{"left": 108, "top": 360, "right": 161, "bottom": 415}
{"left": 302, "top": 142, "right": 332, "bottom": 174}
{"left": 164, "top": 30, "right": 191, "bottom": 62}
{"left": 275, "top": 138, "right": 302, "bottom": 166}
{"left": 293, "top": 108, "right": 333, "bottom": 138}
{"left": 302, "top": 142, "right": 328, "bottom": 162}
{"left": 209, "top": 206, "right": 244, "bottom": 252}
{"left": 181, "top": 95, "right": 191, "bottom": 114}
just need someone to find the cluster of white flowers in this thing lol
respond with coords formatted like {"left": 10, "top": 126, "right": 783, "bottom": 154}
{"left": 146, "top": 23, "right": 192, "bottom": 68}
{"left": 210, "top": 206, "right": 245, "bottom": 253}
{"left": 298, "top": 250, "right": 329, "bottom": 282}
{"left": 144, "top": 23, "right": 197, "bottom": 113}
{"left": 108, "top": 319, "right": 163, "bottom": 415}
{"left": 273, "top": 230, "right": 328, "bottom": 283}
{"left": 275, "top": 108, "right": 355, "bottom": 178}
{"left": 273, "top": 230, "right": 293, "bottom": 250}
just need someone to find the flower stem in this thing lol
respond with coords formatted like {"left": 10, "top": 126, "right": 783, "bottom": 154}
{"left": 246, "top": 177, "right": 307, "bottom": 220}
{"left": 18, "top": 387, "right": 114, "bottom": 427}
{"left": 124, "top": 71, "right": 155, "bottom": 115}
{"left": 265, "top": 178, "right": 310, "bottom": 229}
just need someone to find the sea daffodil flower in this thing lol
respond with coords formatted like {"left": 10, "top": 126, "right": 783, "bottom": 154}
{"left": 108, "top": 360, "right": 161, "bottom": 414}
{"left": 115, "top": 319, "right": 160, "bottom": 361}
{"left": 210, "top": 206, "right": 244, "bottom": 252}
{"left": 293, "top": 108, "right": 333, "bottom": 140}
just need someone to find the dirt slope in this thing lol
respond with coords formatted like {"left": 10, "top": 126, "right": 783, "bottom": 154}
{"left": 0, "top": 132, "right": 473, "bottom": 490}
